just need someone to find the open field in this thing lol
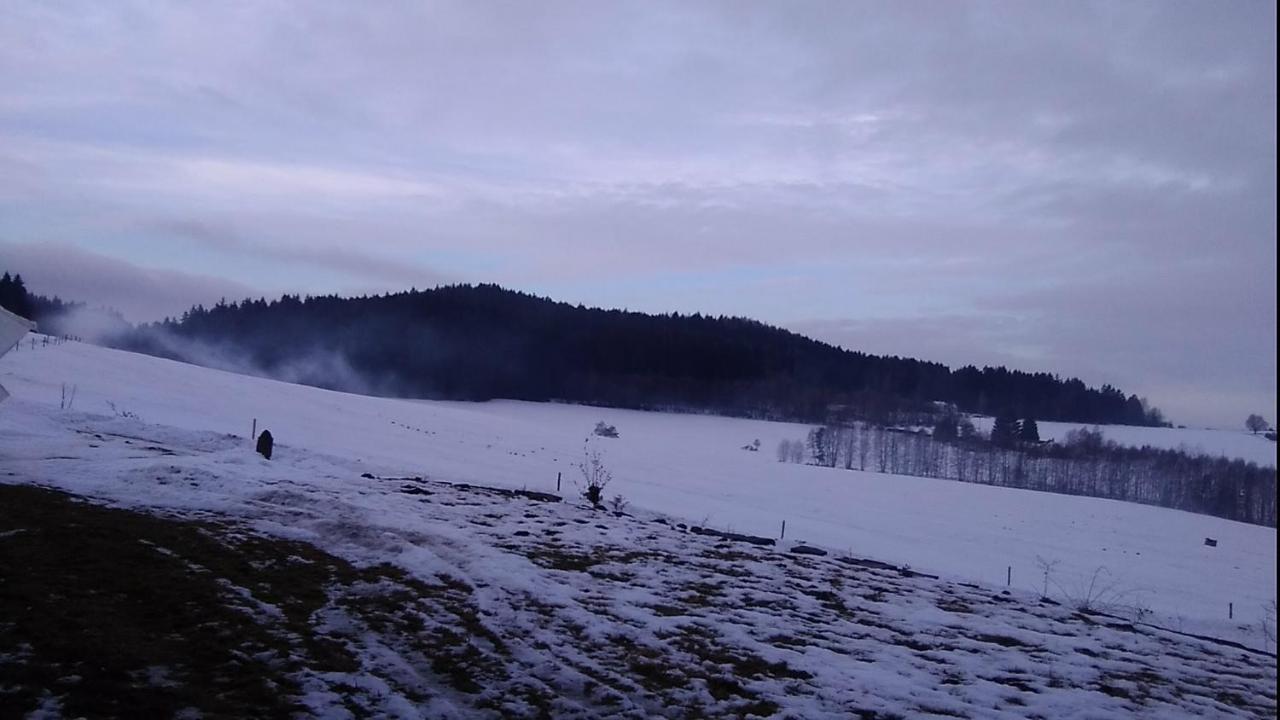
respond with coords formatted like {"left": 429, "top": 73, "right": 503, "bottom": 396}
{"left": 1, "top": 411, "right": 1275, "bottom": 718}
{"left": 1, "top": 338, "right": 1276, "bottom": 646}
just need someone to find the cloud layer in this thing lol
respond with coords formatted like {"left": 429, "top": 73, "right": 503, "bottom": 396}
{"left": 0, "top": 1, "right": 1274, "bottom": 426}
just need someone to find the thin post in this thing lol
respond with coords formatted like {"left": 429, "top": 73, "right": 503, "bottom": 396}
{"left": 781, "top": 520, "right": 786, "bottom": 539}
{"left": 1007, "top": 566, "right": 1012, "bottom": 586}
{"left": 252, "top": 418, "right": 257, "bottom": 439}
{"left": 1229, "top": 602, "right": 1233, "bottom": 619}
{"left": 556, "top": 472, "right": 561, "bottom": 493}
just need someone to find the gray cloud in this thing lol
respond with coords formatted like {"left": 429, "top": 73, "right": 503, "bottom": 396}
{"left": 0, "top": 1, "right": 1273, "bottom": 426}
{"left": 149, "top": 217, "right": 454, "bottom": 291}
{"left": 0, "top": 241, "right": 256, "bottom": 323}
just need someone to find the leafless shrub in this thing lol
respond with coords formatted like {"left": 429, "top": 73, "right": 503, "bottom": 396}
{"left": 1126, "top": 596, "right": 1153, "bottom": 624}
{"left": 1035, "top": 555, "right": 1060, "bottom": 600}
{"left": 576, "top": 439, "right": 613, "bottom": 508}
{"left": 1052, "top": 566, "right": 1136, "bottom": 613}
{"left": 106, "top": 400, "right": 138, "bottom": 420}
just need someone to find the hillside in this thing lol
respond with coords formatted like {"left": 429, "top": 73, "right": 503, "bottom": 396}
{"left": 96, "top": 283, "right": 1166, "bottom": 425}
{"left": 1, "top": 336, "right": 1273, "bottom": 644}
{"left": 1, "top": 390, "right": 1275, "bottom": 718}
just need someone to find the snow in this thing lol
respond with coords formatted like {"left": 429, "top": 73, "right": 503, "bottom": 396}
{"left": 970, "top": 415, "right": 1277, "bottom": 468}
{"left": 1, "top": 336, "right": 1276, "bottom": 717}
{"left": 1, "top": 337, "right": 1275, "bottom": 643}
{"left": 1, "top": 403, "right": 1274, "bottom": 718}
{"left": 0, "top": 306, "right": 35, "bottom": 403}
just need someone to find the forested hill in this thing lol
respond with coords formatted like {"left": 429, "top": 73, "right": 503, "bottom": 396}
{"left": 91, "top": 284, "right": 1164, "bottom": 426}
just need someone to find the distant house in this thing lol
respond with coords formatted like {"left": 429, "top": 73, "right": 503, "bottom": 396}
{"left": 0, "top": 305, "right": 35, "bottom": 404}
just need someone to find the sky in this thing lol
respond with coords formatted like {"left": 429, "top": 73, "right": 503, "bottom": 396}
{"left": 0, "top": 1, "right": 1274, "bottom": 428}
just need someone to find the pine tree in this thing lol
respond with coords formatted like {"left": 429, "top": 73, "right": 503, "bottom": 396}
{"left": 807, "top": 427, "right": 827, "bottom": 466}
{"left": 932, "top": 416, "right": 958, "bottom": 441}
{"left": 0, "top": 272, "right": 33, "bottom": 319}
{"left": 1019, "top": 417, "right": 1041, "bottom": 443}
{"left": 991, "top": 414, "right": 1020, "bottom": 447}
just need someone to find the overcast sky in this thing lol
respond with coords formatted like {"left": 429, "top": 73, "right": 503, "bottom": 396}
{"left": 1, "top": 1, "right": 1274, "bottom": 427}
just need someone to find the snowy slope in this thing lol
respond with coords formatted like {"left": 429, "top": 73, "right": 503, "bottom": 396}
{"left": 1, "top": 338, "right": 1275, "bottom": 644}
{"left": 3, "top": 407, "right": 1275, "bottom": 718}
{"left": 969, "top": 415, "right": 1276, "bottom": 468}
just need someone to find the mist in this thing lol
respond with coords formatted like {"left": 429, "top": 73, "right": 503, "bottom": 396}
{"left": 110, "top": 324, "right": 385, "bottom": 399}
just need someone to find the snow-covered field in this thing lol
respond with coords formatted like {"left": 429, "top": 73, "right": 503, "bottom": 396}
{"left": 1, "top": 338, "right": 1275, "bottom": 643}
{"left": 969, "top": 415, "right": 1276, "bottom": 468}
{"left": 2, "top": 411, "right": 1274, "bottom": 718}
{"left": 1, "top": 337, "right": 1277, "bottom": 717}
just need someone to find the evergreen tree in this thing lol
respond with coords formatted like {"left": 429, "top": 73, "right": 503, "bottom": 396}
{"left": 1019, "top": 418, "right": 1041, "bottom": 443}
{"left": 807, "top": 427, "right": 828, "bottom": 466}
{"left": 932, "top": 416, "right": 959, "bottom": 441}
{"left": 0, "top": 272, "right": 33, "bottom": 319}
{"left": 991, "top": 414, "right": 1020, "bottom": 447}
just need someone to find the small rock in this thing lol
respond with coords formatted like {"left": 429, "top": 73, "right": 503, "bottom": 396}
{"left": 255, "top": 429, "right": 273, "bottom": 460}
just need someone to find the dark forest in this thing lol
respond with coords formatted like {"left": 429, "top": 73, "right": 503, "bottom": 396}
{"left": 8, "top": 281, "right": 1166, "bottom": 427}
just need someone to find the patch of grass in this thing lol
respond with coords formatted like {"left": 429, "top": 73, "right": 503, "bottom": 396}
{"left": 988, "top": 674, "right": 1039, "bottom": 693}
{"left": 0, "top": 484, "right": 515, "bottom": 718}
{"left": 764, "top": 633, "right": 810, "bottom": 650}
{"left": 973, "top": 633, "right": 1036, "bottom": 649}
{"left": 935, "top": 598, "right": 974, "bottom": 614}
{"left": 915, "top": 704, "right": 969, "bottom": 718}
{"left": 629, "top": 659, "right": 686, "bottom": 691}
{"left": 664, "top": 624, "right": 812, "bottom": 682}
{"left": 1096, "top": 682, "right": 1133, "bottom": 700}
{"left": 651, "top": 603, "right": 688, "bottom": 617}
{"left": 525, "top": 545, "right": 603, "bottom": 571}
{"left": 522, "top": 541, "right": 663, "bottom": 573}
{"left": 888, "top": 635, "right": 935, "bottom": 652}
{"left": 0, "top": 485, "right": 314, "bottom": 719}
{"left": 1214, "top": 690, "right": 1250, "bottom": 708}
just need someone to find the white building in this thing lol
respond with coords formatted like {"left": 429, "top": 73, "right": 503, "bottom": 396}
{"left": 0, "top": 305, "right": 35, "bottom": 403}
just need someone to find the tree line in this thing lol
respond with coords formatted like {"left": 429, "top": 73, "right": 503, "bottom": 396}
{"left": 0, "top": 272, "right": 127, "bottom": 338}
{"left": 786, "top": 422, "right": 1277, "bottom": 527}
{"left": 88, "top": 283, "right": 1168, "bottom": 426}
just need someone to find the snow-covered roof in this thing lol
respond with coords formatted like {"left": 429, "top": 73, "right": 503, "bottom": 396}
{"left": 0, "top": 305, "right": 35, "bottom": 403}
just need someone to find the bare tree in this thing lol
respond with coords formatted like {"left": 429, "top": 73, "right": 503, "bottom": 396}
{"left": 788, "top": 438, "right": 805, "bottom": 464}
{"left": 1035, "top": 556, "right": 1060, "bottom": 599}
{"left": 1246, "top": 414, "right": 1270, "bottom": 435}
{"left": 776, "top": 438, "right": 791, "bottom": 463}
